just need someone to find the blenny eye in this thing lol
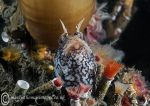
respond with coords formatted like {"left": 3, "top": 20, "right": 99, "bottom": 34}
{"left": 58, "top": 33, "right": 69, "bottom": 45}
{"left": 74, "top": 32, "right": 83, "bottom": 39}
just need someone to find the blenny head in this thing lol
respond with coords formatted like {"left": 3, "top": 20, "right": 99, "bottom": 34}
{"left": 59, "top": 19, "right": 92, "bottom": 54}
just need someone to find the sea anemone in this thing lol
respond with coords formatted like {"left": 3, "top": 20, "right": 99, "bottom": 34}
{"left": 30, "top": 44, "right": 48, "bottom": 60}
{"left": 90, "top": 43, "right": 125, "bottom": 65}
{"left": 114, "top": 81, "right": 130, "bottom": 96}
{"left": 1, "top": 47, "right": 20, "bottom": 62}
{"left": 132, "top": 72, "right": 148, "bottom": 96}
{"left": 122, "top": 68, "right": 149, "bottom": 97}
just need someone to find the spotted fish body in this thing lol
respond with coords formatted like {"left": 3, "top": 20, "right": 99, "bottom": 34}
{"left": 54, "top": 33, "right": 97, "bottom": 88}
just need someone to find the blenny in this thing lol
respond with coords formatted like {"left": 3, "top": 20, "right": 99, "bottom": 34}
{"left": 54, "top": 19, "right": 97, "bottom": 100}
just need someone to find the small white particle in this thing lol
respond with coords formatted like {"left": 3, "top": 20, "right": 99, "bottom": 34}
{"left": 1, "top": 32, "right": 9, "bottom": 42}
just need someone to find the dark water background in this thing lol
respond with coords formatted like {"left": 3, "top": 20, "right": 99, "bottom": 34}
{"left": 1, "top": 0, "right": 150, "bottom": 81}
{"left": 97, "top": 0, "right": 150, "bottom": 81}
{"left": 116, "top": 0, "right": 150, "bottom": 81}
